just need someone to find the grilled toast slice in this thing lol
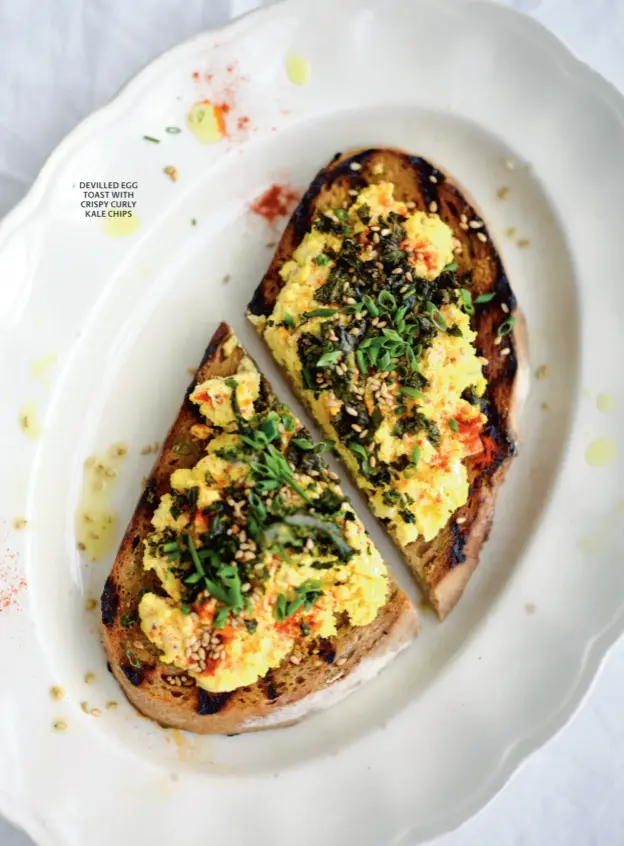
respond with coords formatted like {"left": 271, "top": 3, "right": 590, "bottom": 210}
{"left": 100, "top": 322, "right": 417, "bottom": 734}
{"left": 248, "top": 148, "right": 527, "bottom": 619}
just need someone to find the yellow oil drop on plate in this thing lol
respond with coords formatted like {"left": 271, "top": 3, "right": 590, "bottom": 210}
{"left": 596, "top": 392, "right": 615, "bottom": 414}
{"left": 585, "top": 438, "right": 616, "bottom": 468}
{"left": 31, "top": 354, "right": 57, "bottom": 389}
{"left": 577, "top": 533, "right": 604, "bottom": 555}
{"left": 75, "top": 443, "right": 128, "bottom": 561}
{"left": 102, "top": 211, "right": 142, "bottom": 239}
{"left": 285, "top": 52, "right": 311, "bottom": 86}
{"left": 19, "top": 401, "right": 41, "bottom": 441}
{"left": 186, "top": 101, "right": 227, "bottom": 144}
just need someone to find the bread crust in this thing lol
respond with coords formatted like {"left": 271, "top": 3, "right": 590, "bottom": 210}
{"left": 248, "top": 148, "right": 526, "bottom": 619}
{"left": 100, "top": 321, "right": 417, "bottom": 733}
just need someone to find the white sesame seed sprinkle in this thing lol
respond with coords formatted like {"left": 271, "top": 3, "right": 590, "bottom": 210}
{"left": 429, "top": 201, "right": 438, "bottom": 213}
{"left": 477, "top": 232, "right": 488, "bottom": 243}
{"left": 501, "top": 303, "right": 509, "bottom": 314}
{"left": 350, "top": 161, "right": 362, "bottom": 171}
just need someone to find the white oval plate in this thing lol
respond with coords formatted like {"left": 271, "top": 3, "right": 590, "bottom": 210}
{"left": 1, "top": 0, "right": 623, "bottom": 843}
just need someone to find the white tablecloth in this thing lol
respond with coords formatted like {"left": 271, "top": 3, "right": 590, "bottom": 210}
{"left": 1, "top": 1, "right": 623, "bottom": 844}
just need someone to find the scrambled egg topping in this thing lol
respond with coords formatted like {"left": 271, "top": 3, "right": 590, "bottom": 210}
{"left": 261, "top": 182, "right": 487, "bottom": 545}
{"left": 138, "top": 352, "right": 388, "bottom": 693}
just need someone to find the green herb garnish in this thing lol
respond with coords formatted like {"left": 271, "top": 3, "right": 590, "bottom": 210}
{"left": 426, "top": 301, "right": 447, "bottom": 331}
{"left": 474, "top": 292, "right": 496, "bottom": 304}
{"left": 172, "top": 441, "right": 192, "bottom": 456}
{"left": 180, "top": 604, "right": 191, "bottom": 615}
{"left": 166, "top": 126, "right": 182, "bottom": 134}
{"left": 449, "top": 418, "right": 459, "bottom": 433}
{"left": 304, "top": 308, "right": 339, "bottom": 320}
{"left": 292, "top": 437, "right": 333, "bottom": 454}
{"left": 315, "top": 254, "right": 329, "bottom": 266}
{"left": 213, "top": 607, "right": 229, "bottom": 629}
{"left": 143, "top": 135, "right": 160, "bottom": 143}
{"left": 400, "top": 386, "right": 425, "bottom": 399}
{"left": 251, "top": 444, "right": 312, "bottom": 503}
{"left": 316, "top": 350, "right": 342, "bottom": 367}
{"left": 120, "top": 613, "right": 136, "bottom": 628}
{"left": 459, "top": 288, "right": 475, "bottom": 315}
{"left": 497, "top": 316, "right": 516, "bottom": 337}
{"left": 126, "top": 649, "right": 141, "bottom": 668}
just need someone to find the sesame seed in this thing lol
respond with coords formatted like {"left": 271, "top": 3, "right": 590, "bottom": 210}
{"left": 349, "top": 189, "right": 358, "bottom": 196}
{"left": 289, "top": 654, "right": 302, "bottom": 665}
{"left": 459, "top": 222, "right": 469, "bottom": 230}
{"left": 350, "top": 161, "right": 362, "bottom": 171}
{"left": 106, "top": 701, "right": 118, "bottom": 710}
{"left": 469, "top": 220, "right": 484, "bottom": 229}
{"left": 405, "top": 272, "right": 413, "bottom": 282}
{"left": 494, "top": 336, "right": 502, "bottom": 346}
{"left": 53, "top": 720, "right": 68, "bottom": 733}
{"left": 345, "top": 406, "right": 358, "bottom": 417}
{"left": 477, "top": 232, "right": 488, "bottom": 243}
{"left": 392, "top": 267, "right": 403, "bottom": 274}
{"left": 429, "top": 201, "right": 438, "bottom": 213}
{"left": 517, "top": 238, "right": 530, "bottom": 248}
{"left": 501, "top": 303, "right": 509, "bottom": 314}
{"left": 352, "top": 424, "right": 363, "bottom": 433}
{"left": 501, "top": 347, "right": 511, "bottom": 356}
{"left": 85, "top": 598, "right": 97, "bottom": 611}
{"left": 456, "top": 516, "right": 467, "bottom": 524}
{"left": 346, "top": 296, "right": 356, "bottom": 305}
{"left": 90, "top": 709, "right": 101, "bottom": 718}
{"left": 369, "top": 456, "right": 377, "bottom": 467}
{"left": 380, "top": 228, "right": 390, "bottom": 236}
{"left": 406, "top": 201, "right": 416, "bottom": 209}
{"left": 242, "top": 583, "right": 251, "bottom": 593}
{"left": 84, "top": 672, "right": 95, "bottom": 684}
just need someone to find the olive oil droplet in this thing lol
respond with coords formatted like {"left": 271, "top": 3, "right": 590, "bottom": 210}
{"left": 585, "top": 438, "right": 616, "bottom": 468}
{"left": 285, "top": 52, "right": 311, "bottom": 86}
{"left": 596, "top": 392, "right": 615, "bottom": 414}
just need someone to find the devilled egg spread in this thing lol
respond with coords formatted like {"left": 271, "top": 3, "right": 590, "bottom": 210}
{"left": 258, "top": 182, "right": 488, "bottom": 545}
{"left": 138, "top": 351, "right": 388, "bottom": 693}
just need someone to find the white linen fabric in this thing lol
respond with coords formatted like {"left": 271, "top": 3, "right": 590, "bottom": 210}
{"left": 0, "top": 1, "right": 622, "bottom": 844}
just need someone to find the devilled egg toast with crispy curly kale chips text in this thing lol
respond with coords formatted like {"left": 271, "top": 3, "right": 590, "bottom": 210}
{"left": 101, "top": 323, "right": 417, "bottom": 734}
{"left": 248, "top": 149, "right": 526, "bottom": 619}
